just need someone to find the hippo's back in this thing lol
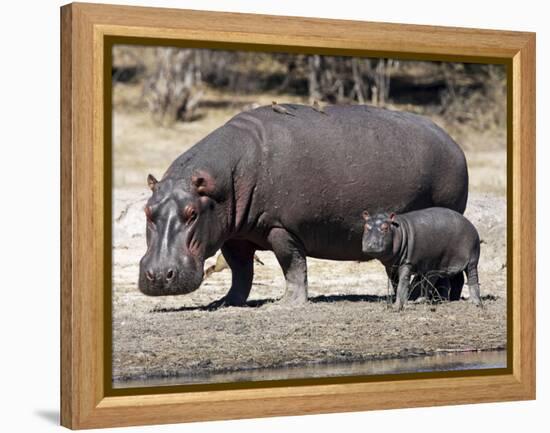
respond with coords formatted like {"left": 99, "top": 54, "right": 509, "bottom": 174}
{"left": 232, "top": 104, "right": 467, "bottom": 209}
{"left": 219, "top": 104, "right": 468, "bottom": 260}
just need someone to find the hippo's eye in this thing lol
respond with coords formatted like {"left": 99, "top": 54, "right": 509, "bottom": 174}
{"left": 182, "top": 205, "right": 197, "bottom": 224}
{"left": 380, "top": 222, "right": 389, "bottom": 232}
{"left": 365, "top": 224, "right": 372, "bottom": 231}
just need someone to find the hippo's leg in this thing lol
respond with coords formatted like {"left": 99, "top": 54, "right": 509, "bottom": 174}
{"left": 385, "top": 266, "right": 398, "bottom": 295}
{"left": 433, "top": 277, "right": 451, "bottom": 301}
{"left": 268, "top": 228, "right": 308, "bottom": 304}
{"left": 466, "top": 262, "right": 482, "bottom": 307}
{"left": 394, "top": 265, "right": 412, "bottom": 311}
{"left": 209, "top": 240, "right": 256, "bottom": 308}
{"left": 449, "top": 273, "right": 464, "bottom": 301}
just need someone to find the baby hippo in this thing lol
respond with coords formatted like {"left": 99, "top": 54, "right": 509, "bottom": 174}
{"left": 361, "top": 207, "right": 482, "bottom": 311}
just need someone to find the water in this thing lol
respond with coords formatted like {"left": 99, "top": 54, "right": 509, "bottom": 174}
{"left": 114, "top": 350, "right": 506, "bottom": 389}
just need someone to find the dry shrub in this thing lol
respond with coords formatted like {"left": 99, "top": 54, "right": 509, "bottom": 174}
{"left": 440, "top": 64, "right": 506, "bottom": 142}
{"left": 142, "top": 48, "right": 204, "bottom": 126}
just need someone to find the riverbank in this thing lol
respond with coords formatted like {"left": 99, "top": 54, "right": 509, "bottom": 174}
{"left": 112, "top": 192, "right": 507, "bottom": 385}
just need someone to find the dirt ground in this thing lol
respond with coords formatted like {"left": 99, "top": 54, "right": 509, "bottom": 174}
{"left": 111, "top": 88, "right": 507, "bottom": 385}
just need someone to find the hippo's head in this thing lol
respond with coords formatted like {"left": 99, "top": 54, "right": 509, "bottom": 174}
{"left": 361, "top": 211, "right": 399, "bottom": 257}
{"left": 138, "top": 172, "right": 225, "bottom": 296}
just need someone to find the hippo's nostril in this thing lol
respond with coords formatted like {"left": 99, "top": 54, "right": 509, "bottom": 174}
{"left": 145, "top": 270, "right": 155, "bottom": 281}
{"left": 166, "top": 269, "right": 175, "bottom": 281}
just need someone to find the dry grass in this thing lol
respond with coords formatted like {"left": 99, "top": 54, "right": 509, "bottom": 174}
{"left": 111, "top": 189, "right": 506, "bottom": 383}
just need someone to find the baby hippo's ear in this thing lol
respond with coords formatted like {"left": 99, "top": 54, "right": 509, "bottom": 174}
{"left": 389, "top": 212, "right": 399, "bottom": 227}
{"left": 362, "top": 210, "right": 370, "bottom": 221}
{"left": 147, "top": 174, "right": 158, "bottom": 191}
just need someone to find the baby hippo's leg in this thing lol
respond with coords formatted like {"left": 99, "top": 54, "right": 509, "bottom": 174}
{"left": 422, "top": 275, "right": 439, "bottom": 301}
{"left": 466, "top": 262, "right": 482, "bottom": 307}
{"left": 408, "top": 275, "right": 423, "bottom": 300}
{"left": 385, "top": 265, "right": 399, "bottom": 294}
{"left": 394, "top": 265, "right": 413, "bottom": 311}
{"left": 449, "top": 273, "right": 464, "bottom": 301}
{"left": 434, "top": 277, "right": 451, "bottom": 301}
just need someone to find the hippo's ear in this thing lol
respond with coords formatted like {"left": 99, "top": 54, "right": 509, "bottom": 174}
{"left": 362, "top": 210, "right": 370, "bottom": 221}
{"left": 191, "top": 170, "right": 217, "bottom": 197}
{"left": 147, "top": 174, "right": 158, "bottom": 191}
{"left": 389, "top": 212, "right": 399, "bottom": 227}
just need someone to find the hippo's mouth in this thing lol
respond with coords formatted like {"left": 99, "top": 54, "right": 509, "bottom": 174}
{"left": 138, "top": 267, "right": 204, "bottom": 296}
{"left": 362, "top": 246, "right": 387, "bottom": 256}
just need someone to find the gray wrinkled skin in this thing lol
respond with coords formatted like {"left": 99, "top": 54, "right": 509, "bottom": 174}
{"left": 138, "top": 104, "right": 469, "bottom": 307}
{"left": 362, "top": 207, "right": 482, "bottom": 311}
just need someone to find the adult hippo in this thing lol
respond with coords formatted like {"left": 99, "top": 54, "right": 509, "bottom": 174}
{"left": 138, "top": 104, "right": 469, "bottom": 306}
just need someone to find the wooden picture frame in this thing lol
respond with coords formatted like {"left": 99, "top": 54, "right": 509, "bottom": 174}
{"left": 60, "top": 2, "right": 536, "bottom": 429}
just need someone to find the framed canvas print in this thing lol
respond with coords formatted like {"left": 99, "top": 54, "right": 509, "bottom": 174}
{"left": 60, "top": 2, "right": 536, "bottom": 429}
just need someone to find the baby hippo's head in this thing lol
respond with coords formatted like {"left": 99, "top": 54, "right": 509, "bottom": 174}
{"left": 361, "top": 211, "right": 399, "bottom": 257}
